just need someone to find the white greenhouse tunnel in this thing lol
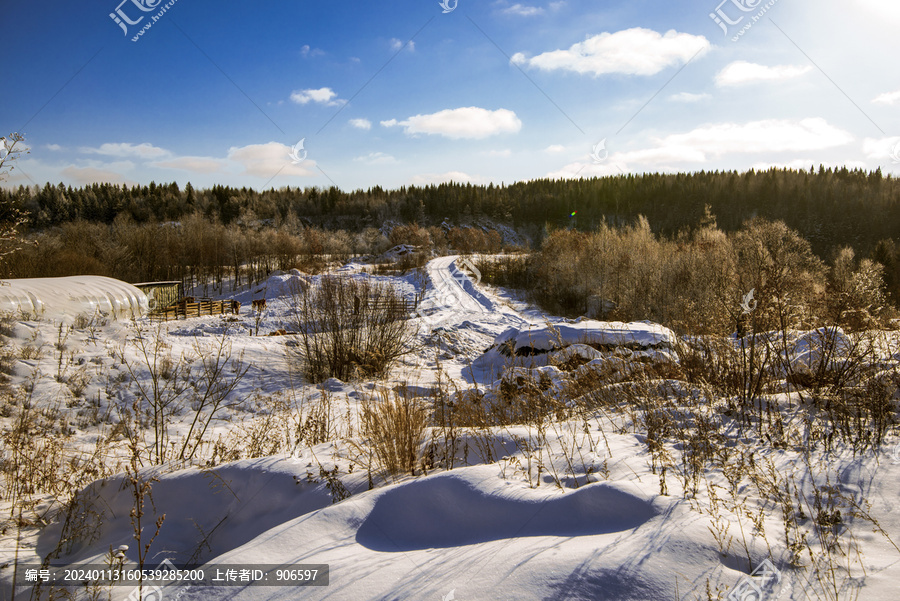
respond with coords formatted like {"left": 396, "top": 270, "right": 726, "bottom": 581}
{"left": 0, "top": 276, "right": 149, "bottom": 320}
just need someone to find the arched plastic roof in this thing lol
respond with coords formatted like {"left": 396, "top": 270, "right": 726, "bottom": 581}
{"left": 0, "top": 276, "right": 149, "bottom": 320}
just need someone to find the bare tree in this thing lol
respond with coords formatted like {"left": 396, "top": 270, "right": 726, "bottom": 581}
{"left": 731, "top": 218, "right": 826, "bottom": 332}
{"left": 0, "top": 133, "right": 30, "bottom": 273}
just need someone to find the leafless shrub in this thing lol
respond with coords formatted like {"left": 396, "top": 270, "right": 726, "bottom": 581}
{"left": 116, "top": 324, "right": 249, "bottom": 466}
{"left": 287, "top": 275, "right": 414, "bottom": 382}
{"left": 1, "top": 393, "right": 82, "bottom": 506}
{"left": 117, "top": 323, "right": 191, "bottom": 464}
{"left": 211, "top": 396, "right": 295, "bottom": 462}
{"left": 426, "top": 367, "right": 461, "bottom": 471}
{"left": 64, "top": 367, "right": 91, "bottom": 399}
{"left": 294, "top": 389, "right": 336, "bottom": 449}
{"left": 827, "top": 247, "right": 889, "bottom": 331}
{"left": 126, "top": 450, "right": 166, "bottom": 600}
{"left": 473, "top": 254, "right": 535, "bottom": 291}
{"left": 525, "top": 214, "right": 881, "bottom": 339}
{"left": 0, "top": 346, "right": 16, "bottom": 380}
{"left": 177, "top": 330, "right": 249, "bottom": 462}
{"left": 367, "top": 251, "right": 429, "bottom": 275}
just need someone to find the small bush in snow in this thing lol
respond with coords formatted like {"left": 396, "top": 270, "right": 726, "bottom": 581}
{"left": 287, "top": 275, "right": 414, "bottom": 382}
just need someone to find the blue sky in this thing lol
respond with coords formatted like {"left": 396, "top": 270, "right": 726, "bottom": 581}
{"left": 3, "top": 0, "right": 900, "bottom": 191}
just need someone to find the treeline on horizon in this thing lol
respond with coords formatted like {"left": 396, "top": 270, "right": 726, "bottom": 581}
{"left": 2, "top": 166, "right": 899, "bottom": 254}
{"left": 3, "top": 166, "right": 900, "bottom": 309}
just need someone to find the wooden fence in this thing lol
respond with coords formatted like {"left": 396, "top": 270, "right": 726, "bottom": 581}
{"left": 151, "top": 298, "right": 239, "bottom": 321}
{"left": 148, "top": 293, "right": 416, "bottom": 322}
{"left": 354, "top": 297, "right": 416, "bottom": 319}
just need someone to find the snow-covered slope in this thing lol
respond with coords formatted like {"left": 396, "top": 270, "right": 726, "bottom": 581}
{"left": 2, "top": 256, "right": 899, "bottom": 601}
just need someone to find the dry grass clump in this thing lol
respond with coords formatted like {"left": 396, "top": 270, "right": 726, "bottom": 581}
{"left": 367, "top": 251, "right": 429, "bottom": 275}
{"left": 559, "top": 329, "right": 898, "bottom": 598}
{"left": 358, "top": 391, "right": 426, "bottom": 479}
{"left": 0, "top": 392, "right": 110, "bottom": 511}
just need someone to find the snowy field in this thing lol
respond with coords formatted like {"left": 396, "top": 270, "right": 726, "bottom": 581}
{"left": 1, "top": 255, "right": 899, "bottom": 601}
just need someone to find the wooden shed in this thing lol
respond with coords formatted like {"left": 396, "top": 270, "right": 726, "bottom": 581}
{"left": 134, "top": 281, "right": 183, "bottom": 312}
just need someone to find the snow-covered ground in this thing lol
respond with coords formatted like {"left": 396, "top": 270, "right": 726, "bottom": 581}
{"left": 1, "top": 255, "right": 899, "bottom": 600}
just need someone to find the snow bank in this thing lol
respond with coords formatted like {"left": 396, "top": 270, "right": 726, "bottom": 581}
{"left": 187, "top": 464, "right": 686, "bottom": 601}
{"left": 494, "top": 320, "right": 677, "bottom": 354}
{"left": 39, "top": 457, "right": 336, "bottom": 566}
{"left": 483, "top": 364, "right": 569, "bottom": 399}
{"left": 787, "top": 326, "right": 851, "bottom": 375}
{"left": 383, "top": 244, "right": 418, "bottom": 259}
{"left": 355, "top": 472, "right": 658, "bottom": 551}
{"left": 470, "top": 320, "right": 678, "bottom": 380}
{"left": 733, "top": 326, "right": 855, "bottom": 377}
{"left": 232, "top": 270, "right": 311, "bottom": 305}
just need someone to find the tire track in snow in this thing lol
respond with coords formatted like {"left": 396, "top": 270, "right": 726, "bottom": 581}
{"left": 417, "top": 255, "right": 527, "bottom": 331}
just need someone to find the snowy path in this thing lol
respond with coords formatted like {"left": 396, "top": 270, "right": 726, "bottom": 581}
{"left": 411, "top": 255, "right": 540, "bottom": 384}
{"left": 417, "top": 255, "right": 528, "bottom": 330}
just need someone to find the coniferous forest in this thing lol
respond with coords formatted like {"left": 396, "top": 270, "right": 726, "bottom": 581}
{"left": 2, "top": 167, "right": 896, "bottom": 252}
{"left": 2, "top": 167, "right": 900, "bottom": 326}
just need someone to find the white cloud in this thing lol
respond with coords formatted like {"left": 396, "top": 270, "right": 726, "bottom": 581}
{"left": 61, "top": 166, "right": 129, "bottom": 184}
{"left": 511, "top": 28, "right": 710, "bottom": 77}
{"left": 227, "top": 142, "right": 317, "bottom": 178}
{"left": 381, "top": 107, "right": 522, "bottom": 139}
{"left": 873, "top": 90, "right": 900, "bottom": 105}
{"left": 501, "top": 4, "right": 544, "bottom": 16}
{"left": 349, "top": 118, "right": 372, "bottom": 131}
{"left": 614, "top": 146, "right": 707, "bottom": 164}
{"left": 857, "top": 0, "right": 900, "bottom": 22}
{"left": 390, "top": 38, "right": 414, "bottom": 52}
{"left": 290, "top": 87, "right": 344, "bottom": 106}
{"left": 715, "top": 61, "right": 812, "bottom": 86}
{"left": 354, "top": 152, "right": 396, "bottom": 165}
{"left": 544, "top": 144, "right": 567, "bottom": 153}
{"left": 669, "top": 92, "right": 711, "bottom": 102}
{"left": 750, "top": 159, "right": 868, "bottom": 171}
{"left": 546, "top": 162, "right": 624, "bottom": 180}
{"left": 85, "top": 159, "right": 135, "bottom": 171}
{"left": 548, "top": 144, "right": 704, "bottom": 180}
{"left": 152, "top": 156, "right": 225, "bottom": 173}
{"left": 862, "top": 136, "right": 900, "bottom": 159}
{"left": 45, "top": 144, "right": 62, "bottom": 151}
{"left": 300, "top": 45, "right": 325, "bottom": 58}
{"left": 546, "top": 119, "right": 854, "bottom": 178}
{"left": 549, "top": 1, "right": 566, "bottom": 10}
{"left": 410, "top": 171, "right": 486, "bottom": 186}
{"left": 659, "top": 118, "right": 853, "bottom": 156}
{"left": 80, "top": 142, "right": 169, "bottom": 159}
